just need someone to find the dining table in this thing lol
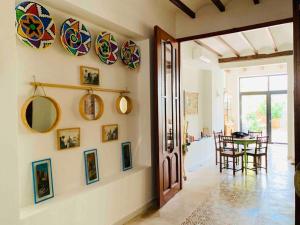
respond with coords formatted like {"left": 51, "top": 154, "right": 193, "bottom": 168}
{"left": 233, "top": 137, "right": 257, "bottom": 171}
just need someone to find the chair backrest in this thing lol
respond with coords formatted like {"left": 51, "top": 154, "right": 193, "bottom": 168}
{"left": 248, "top": 130, "right": 263, "bottom": 138}
{"left": 220, "top": 135, "right": 238, "bottom": 155}
{"left": 213, "top": 130, "right": 223, "bottom": 149}
{"left": 255, "top": 136, "right": 269, "bottom": 154}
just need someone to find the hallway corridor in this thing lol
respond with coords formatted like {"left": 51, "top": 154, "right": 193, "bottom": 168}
{"left": 126, "top": 145, "right": 295, "bottom": 225}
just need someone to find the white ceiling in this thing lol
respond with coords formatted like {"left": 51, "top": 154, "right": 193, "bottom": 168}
{"left": 197, "top": 23, "right": 293, "bottom": 59}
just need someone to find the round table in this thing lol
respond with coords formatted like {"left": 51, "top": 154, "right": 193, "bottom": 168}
{"left": 233, "top": 137, "right": 257, "bottom": 171}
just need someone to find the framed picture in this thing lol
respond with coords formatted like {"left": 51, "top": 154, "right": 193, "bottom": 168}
{"left": 84, "top": 149, "right": 99, "bottom": 185}
{"left": 122, "top": 142, "right": 132, "bottom": 171}
{"left": 102, "top": 124, "right": 118, "bottom": 142}
{"left": 32, "top": 158, "right": 54, "bottom": 204}
{"left": 57, "top": 128, "right": 80, "bottom": 150}
{"left": 80, "top": 66, "right": 100, "bottom": 86}
{"left": 184, "top": 91, "right": 199, "bottom": 115}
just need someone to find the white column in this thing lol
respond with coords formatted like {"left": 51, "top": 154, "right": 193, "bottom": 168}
{"left": 0, "top": 1, "right": 19, "bottom": 225}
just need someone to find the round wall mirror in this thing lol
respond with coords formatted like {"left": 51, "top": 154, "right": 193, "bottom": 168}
{"left": 21, "top": 96, "right": 61, "bottom": 133}
{"left": 79, "top": 94, "right": 104, "bottom": 120}
{"left": 116, "top": 96, "right": 132, "bottom": 114}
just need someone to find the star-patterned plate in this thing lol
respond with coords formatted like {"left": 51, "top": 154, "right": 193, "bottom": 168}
{"left": 15, "top": 1, "right": 56, "bottom": 49}
{"left": 60, "top": 18, "right": 91, "bottom": 56}
{"left": 121, "top": 40, "right": 141, "bottom": 69}
{"left": 95, "top": 32, "right": 118, "bottom": 65}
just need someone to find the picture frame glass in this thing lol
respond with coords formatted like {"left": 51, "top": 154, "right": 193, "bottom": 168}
{"left": 32, "top": 159, "right": 54, "bottom": 203}
{"left": 122, "top": 142, "right": 132, "bottom": 171}
{"left": 84, "top": 149, "right": 99, "bottom": 185}
{"left": 57, "top": 128, "right": 80, "bottom": 150}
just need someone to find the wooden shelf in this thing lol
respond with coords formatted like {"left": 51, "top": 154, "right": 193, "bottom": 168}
{"left": 30, "top": 82, "right": 130, "bottom": 94}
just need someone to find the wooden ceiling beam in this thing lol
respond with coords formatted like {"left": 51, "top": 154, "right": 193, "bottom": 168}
{"left": 211, "top": 0, "right": 225, "bottom": 12}
{"left": 253, "top": 0, "right": 260, "bottom": 4}
{"left": 194, "top": 40, "right": 223, "bottom": 57}
{"left": 217, "top": 36, "right": 240, "bottom": 57}
{"left": 219, "top": 50, "right": 293, "bottom": 63}
{"left": 169, "top": 0, "right": 196, "bottom": 18}
{"left": 266, "top": 27, "right": 278, "bottom": 52}
{"left": 239, "top": 32, "right": 258, "bottom": 55}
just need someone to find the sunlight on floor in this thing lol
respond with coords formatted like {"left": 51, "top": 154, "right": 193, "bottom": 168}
{"left": 126, "top": 145, "right": 295, "bottom": 225}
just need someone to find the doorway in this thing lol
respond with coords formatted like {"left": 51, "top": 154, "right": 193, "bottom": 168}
{"left": 240, "top": 74, "right": 288, "bottom": 144}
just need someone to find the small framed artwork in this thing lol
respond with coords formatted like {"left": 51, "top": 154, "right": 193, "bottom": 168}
{"left": 57, "top": 128, "right": 80, "bottom": 150}
{"left": 122, "top": 142, "right": 132, "bottom": 171}
{"left": 32, "top": 158, "right": 54, "bottom": 204}
{"left": 80, "top": 66, "right": 100, "bottom": 86}
{"left": 102, "top": 124, "right": 118, "bottom": 142}
{"left": 84, "top": 149, "right": 99, "bottom": 185}
{"left": 184, "top": 91, "right": 199, "bottom": 115}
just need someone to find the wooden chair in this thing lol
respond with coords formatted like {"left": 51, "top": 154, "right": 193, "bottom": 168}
{"left": 213, "top": 130, "right": 223, "bottom": 165}
{"left": 248, "top": 130, "right": 263, "bottom": 138}
{"left": 219, "top": 135, "right": 244, "bottom": 176}
{"left": 246, "top": 136, "right": 269, "bottom": 174}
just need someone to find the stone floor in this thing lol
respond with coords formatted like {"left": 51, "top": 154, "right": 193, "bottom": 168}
{"left": 126, "top": 145, "right": 295, "bottom": 225}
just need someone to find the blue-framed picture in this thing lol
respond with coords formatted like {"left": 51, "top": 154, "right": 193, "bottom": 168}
{"left": 122, "top": 142, "right": 132, "bottom": 171}
{"left": 32, "top": 158, "right": 54, "bottom": 204}
{"left": 84, "top": 149, "right": 99, "bottom": 185}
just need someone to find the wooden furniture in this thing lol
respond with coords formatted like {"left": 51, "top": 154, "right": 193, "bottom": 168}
{"left": 246, "top": 136, "right": 269, "bottom": 174}
{"left": 248, "top": 130, "right": 263, "bottom": 138}
{"left": 233, "top": 137, "right": 257, "bottom": 170}
{"left": 213, "top": 130, "right": 223, "bottom": 165}
{"left": 220, "top": 136, "right": 244, "bottom": 176}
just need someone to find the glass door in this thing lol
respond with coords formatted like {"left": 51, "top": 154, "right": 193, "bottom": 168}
{"left": 241, "top": 94, "right": 267, "bottom": 135}
{"left": 270, "top": 93, "right": 288, "bottom": 143}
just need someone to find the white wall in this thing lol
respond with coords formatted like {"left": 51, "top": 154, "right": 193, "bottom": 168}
{"left": 181, "top": 41, "right": 224, "bottom": 169}
{"left": 0, "top": 2, "right": 19, "bottom": 225}
{"left": 176, "top": 0, "right": 292, "bottom": 38}
{"left": 0, "top": 0, "right": 177, "bottom": 225}
{"left": 221, "top": 56, "right": 295, "bottom": 162}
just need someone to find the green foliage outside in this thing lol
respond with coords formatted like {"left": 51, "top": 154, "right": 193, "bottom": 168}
{"left": 245, "top": 101, "right": 284, "bottom": 131}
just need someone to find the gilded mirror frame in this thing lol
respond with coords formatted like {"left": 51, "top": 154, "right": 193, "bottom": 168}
{"left": 21, "top": 95, "right": 61, "bottom": 133}
{"left": 79, "top": 93, "right": 104, "bottom": 120}
{"left": 115, "top": 96, "right": 133, "bottom": 114}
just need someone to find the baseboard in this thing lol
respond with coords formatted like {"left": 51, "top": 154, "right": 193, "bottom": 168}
{"left": 113, "top": 199, "right": 155, "bottom": 225}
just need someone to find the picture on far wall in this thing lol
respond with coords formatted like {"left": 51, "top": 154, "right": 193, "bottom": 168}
{"left": 80, "top": 66, "right": 100, "bottom": 86}
{"left": 84, "top": 149, "right": 99, "bottom": 185}
{"left": 57, "top": 128, "right": 80, "bottom": 150}
{"left": 32, "top": 158, "right": 54, "bottom": 204}
{"left": 102, "top": 124, "right": 118, "bottom": 142}
{"left": 122, "top": 142, "right": 132, "bottom": 171}
{"left": 184, "top": 91, "right": 199, "bottom": 115}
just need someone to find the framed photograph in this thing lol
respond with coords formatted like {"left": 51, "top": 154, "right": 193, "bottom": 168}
{"left": 32, "top": 158, "right": 54, "bottom": 204}
{"left": 57, "top": 128, "right": 80, "bottom": 150}
{"left": 122, "top": 142, "right": 132, "bottom": 171}
{"left": 80, "top": 66, "right": 100, "bottom": 86}
{"left": 102, "top": 124, "right": 118, "bottom": 142}
{"left": 184, "top": 91, "right": 199, "bottom": 115}
{"left": 84, "top": 149, "right": 99, "bottom": 185}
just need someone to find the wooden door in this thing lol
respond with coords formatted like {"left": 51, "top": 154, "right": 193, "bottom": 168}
{"left": 294, "top": 1, "right": 300, "bottom": 224}
{"left": 154, "top": 26, "right": 182, "bottom": 207}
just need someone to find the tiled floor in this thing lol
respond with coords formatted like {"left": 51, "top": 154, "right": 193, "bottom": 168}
{"left": 126, "top": 145, "right": 295, "bottom": 225}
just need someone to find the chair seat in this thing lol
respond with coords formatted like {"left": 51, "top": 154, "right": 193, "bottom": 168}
{"left": 221, "top": 150, "right": 244, "bottom": 157}
{"left": 246, "top": 150, "right": 266, "bottom": 156}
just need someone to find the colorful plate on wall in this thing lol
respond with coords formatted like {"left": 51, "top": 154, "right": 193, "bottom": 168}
{"left": 121, "top": 40, "right": 141, "bottom": 69}
{"left": 15, "top": 1, "right": 56, "bottom": 49}
{"left": 95, "top": 32, "right": 118, "bottom": 65}
{"left": 60, "top": 18, "right": 91, "bottom": 56}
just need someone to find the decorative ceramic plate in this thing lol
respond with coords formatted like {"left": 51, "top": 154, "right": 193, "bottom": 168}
{"left": 121, "top": 40, "right": 141, "bottom": 69}
{"left": 60, "top": 18, "right": 91, "bottom": 56}
{"left": 15, "top": 1, "right": 56, "bottom": 49}
{"left": 95, "top": 32, "right": 118, "bottom": 65}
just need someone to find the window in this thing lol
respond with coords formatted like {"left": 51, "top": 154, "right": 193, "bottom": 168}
{"left": 240, "top": 75, "right": 288, "bottom": 92}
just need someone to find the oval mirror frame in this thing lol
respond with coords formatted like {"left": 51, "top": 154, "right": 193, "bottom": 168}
{"left": 21, "top": 95, "right": 61, "bottom": 133}
{"left": 116, "top": 96, "right": 133, "bottom": 114}
{"left": 79, "top": 93, "right": 104, "bottom": 120}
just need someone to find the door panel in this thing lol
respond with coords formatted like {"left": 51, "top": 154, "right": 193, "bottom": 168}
{"left": 154, "top": 26, "right": 182, "bottom": 207}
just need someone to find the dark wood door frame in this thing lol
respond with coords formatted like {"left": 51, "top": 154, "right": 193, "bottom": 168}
{"left": 175, "top": 10, "right": 298, "bottom": 224}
